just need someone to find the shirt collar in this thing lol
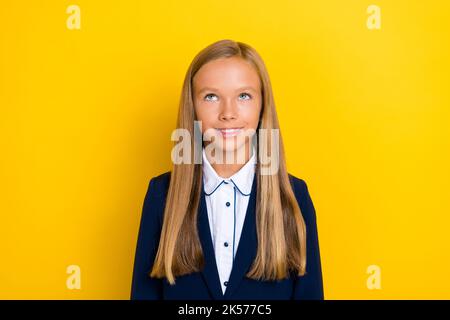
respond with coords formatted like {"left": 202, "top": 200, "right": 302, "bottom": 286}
{"left": 202, "top": 147, "right": 256, "bottom": 196}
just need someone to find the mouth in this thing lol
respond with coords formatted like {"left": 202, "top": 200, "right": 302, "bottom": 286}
{"left": 215, "top": 127, "right": 244, "bottom": 138}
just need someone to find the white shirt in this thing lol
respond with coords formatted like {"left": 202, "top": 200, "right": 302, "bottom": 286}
{"left": 202, "top": 147, "right": 256, "bottom": 295}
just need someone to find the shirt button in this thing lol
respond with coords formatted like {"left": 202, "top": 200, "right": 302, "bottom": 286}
{"left": 226, "top": 202, "right": 230, "bottom": 207}
{"left": 224, "top": 281, "right": 229, "bottom": 286}
{"left": 224, "top": 242, "right": 229, "bottom": 247}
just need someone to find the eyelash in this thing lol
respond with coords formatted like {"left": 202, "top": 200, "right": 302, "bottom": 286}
{"left": 203, "top": 93, "right": 252, "bottom": 101}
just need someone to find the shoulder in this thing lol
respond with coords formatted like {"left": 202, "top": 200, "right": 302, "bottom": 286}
{"left": 287, "top": 173, "right": 317, "bottom": 223}
{"left": 140, "top": 171, "right": 172, "bottom": 227}
{"left": 147, "top": 171, "right": 172, "bottom": 198}
{"left": 142, "top": 171, "right": 171, "bottom": 213}
{"left": 287, "top": 173, "right": 308, "bottom": 202}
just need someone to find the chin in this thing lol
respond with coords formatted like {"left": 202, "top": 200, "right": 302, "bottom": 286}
{"left": 216, "top": 139, "right": 248, "bottom": 153}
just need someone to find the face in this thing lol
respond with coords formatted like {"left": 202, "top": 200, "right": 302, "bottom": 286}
{"left": 193, "top": 56, "right": 262, "bottom": 162}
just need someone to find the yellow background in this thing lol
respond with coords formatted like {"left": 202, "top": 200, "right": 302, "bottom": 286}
{"left": 1, "top": 0, "right": 449, "bottom": 299}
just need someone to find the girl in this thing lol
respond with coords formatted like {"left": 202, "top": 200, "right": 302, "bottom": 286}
{"left": 131, "top": 39, "right": 323, "bottom": 300}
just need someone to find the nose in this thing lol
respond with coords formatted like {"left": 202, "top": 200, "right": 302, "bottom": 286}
{"left": 219, "top": 98, "right": 238, "bottom": 121}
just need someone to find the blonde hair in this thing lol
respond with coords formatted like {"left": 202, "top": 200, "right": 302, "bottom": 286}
{"left": 150, "top": 39, "right": 306, "bottom": 284}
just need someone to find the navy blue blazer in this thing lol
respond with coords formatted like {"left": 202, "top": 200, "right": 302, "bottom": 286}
{"left": 131, "top": 171, "right": 324, "bottom": 300}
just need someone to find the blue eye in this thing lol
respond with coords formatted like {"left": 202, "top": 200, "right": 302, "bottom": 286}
{"left": 204, "top": 93, "right": 218, "bottom": 101}
{"left": 239, "top": 93, "right": 252, "bottom": 100}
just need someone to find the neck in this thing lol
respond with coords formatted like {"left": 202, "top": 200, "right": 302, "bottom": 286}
{"left": 206, "top": 144, "right": 252, "bottom": 178}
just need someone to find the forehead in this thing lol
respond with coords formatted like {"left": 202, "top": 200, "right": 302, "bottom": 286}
{"left": 193, "top": 57, "right": 260, "bottom": 92}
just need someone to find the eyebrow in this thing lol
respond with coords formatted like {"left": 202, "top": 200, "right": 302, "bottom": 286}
{"left": 197, "top": 86, "right": 258, "bottom": 95}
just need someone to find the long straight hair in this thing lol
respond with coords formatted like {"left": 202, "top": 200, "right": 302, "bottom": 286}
{"left": 150, "top": 39, "right": 307, "bottom": 284}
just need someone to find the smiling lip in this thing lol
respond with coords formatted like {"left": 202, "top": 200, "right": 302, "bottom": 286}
{"left": 216, "top": 127, "right": 244, "bottom": 138}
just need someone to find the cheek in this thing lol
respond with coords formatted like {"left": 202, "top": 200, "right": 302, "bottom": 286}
{"left": 194, "top": 103, "right": 216, "bottom": 129}
{"left": 240, "top": 101, "right": 262, "bottom": 126}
